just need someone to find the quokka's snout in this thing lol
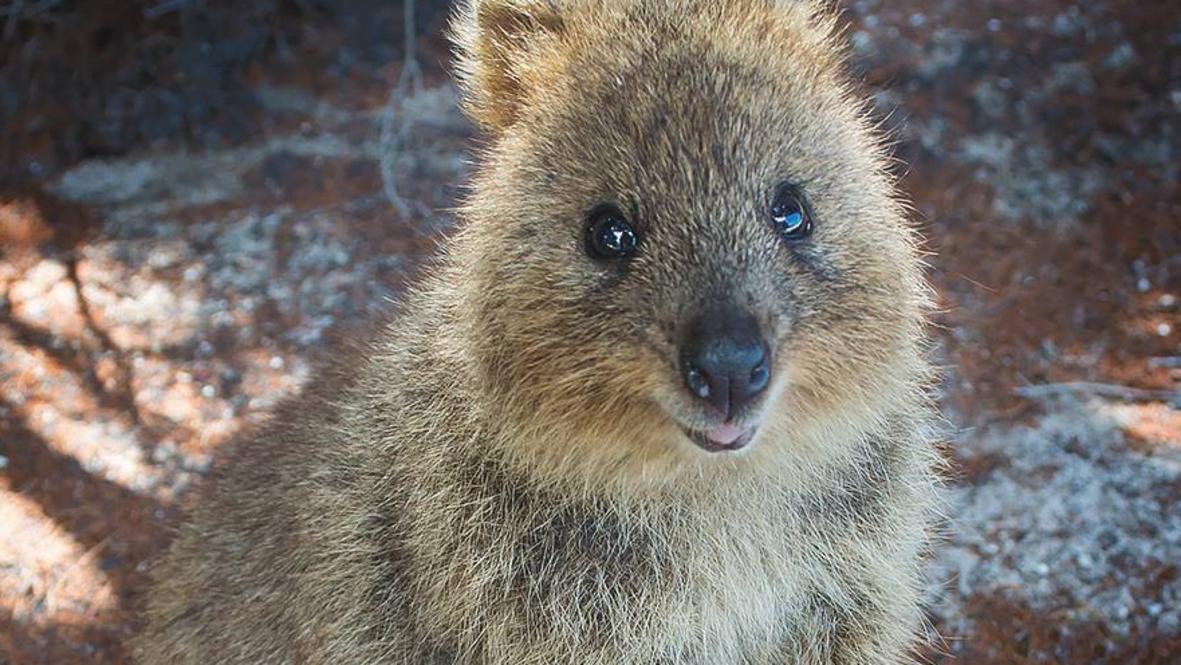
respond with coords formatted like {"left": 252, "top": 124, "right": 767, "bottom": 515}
{"left": 675, "top": 305, "right": 772, "bottom": 451}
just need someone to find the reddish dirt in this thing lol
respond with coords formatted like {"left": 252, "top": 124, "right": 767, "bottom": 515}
{"left": 952, "top": 591, "right": 1181, "bottom": 665}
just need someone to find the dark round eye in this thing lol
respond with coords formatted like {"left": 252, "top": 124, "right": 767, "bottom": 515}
{"left": 585, "top": 205, "right": 639, "bottom": 261}
{"left": 769, "top": 183, "right": 813, "bottom": 240}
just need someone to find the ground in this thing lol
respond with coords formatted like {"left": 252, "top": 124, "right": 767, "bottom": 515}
{"left": 0, "top": 1, "right": 1178, "bottom": 663}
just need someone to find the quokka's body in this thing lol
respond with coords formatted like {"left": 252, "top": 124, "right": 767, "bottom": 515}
{"left": 136, "top": 1, "right": 942, "bottom": 663}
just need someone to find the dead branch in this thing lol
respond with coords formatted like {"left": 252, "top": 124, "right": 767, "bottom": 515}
{"left": 1013, "top": 381, "right": 1181, "bottom": 404}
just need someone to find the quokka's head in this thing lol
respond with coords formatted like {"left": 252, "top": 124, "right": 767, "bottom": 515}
{"left": 448, "top": 0, "right": 930, "bottom": 488}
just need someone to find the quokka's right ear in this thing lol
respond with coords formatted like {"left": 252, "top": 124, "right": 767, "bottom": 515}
{"left": 448, "top": 0, "right": 566, "bottom": 133}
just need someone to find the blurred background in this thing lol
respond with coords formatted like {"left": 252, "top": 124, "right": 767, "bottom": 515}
{"left": 0, "top": 1, "right": 1177, "bottom": 663}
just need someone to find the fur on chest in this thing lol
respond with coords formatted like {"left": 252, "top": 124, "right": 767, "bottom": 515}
{"left": 390, "top": 458, "right": 873, "bottom": 663}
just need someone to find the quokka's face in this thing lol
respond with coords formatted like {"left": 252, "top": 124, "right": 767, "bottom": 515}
{"left": 458, "top": 1, "right": 926, "bottom": 472}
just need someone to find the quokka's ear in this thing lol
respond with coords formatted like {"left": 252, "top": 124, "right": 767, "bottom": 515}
{"left": 448, "top": 0, "right": 565, "bottom": 133}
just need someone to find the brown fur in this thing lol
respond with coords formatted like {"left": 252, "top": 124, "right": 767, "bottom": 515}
{"left": 135, "top": 1, "right": 942, "bottom": 662}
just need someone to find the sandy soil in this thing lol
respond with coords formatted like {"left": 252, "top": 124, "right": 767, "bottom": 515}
{"left": 1, "top": 1, "right": 1178, "bottom": 663}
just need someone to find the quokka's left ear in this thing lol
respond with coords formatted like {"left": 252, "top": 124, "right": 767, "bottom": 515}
{"left": 448, "top": 0, "right": 566, "bottom": 133}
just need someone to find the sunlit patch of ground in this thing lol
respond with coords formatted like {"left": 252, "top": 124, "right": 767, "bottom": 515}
{"left": 0, "top": 489, "right": 116, "bottom": 624}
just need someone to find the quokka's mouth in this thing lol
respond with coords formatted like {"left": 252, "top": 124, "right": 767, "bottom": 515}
{"left": 680, "top": 422, "right": 757, "bottom": 453}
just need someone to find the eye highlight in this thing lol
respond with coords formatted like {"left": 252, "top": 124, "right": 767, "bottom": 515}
{"left": 769, "top": 182, "right": 813, "bottom": 240}
{"left": 585, "top": 204, "right": 639, "bottom": 261}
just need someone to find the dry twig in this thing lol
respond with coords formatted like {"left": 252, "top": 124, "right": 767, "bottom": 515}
{"left": 1014, "top": 382, "right": 1181, "bottom": 404}
{"left": 379, "top": 0, "right": 424, "bottom": 218}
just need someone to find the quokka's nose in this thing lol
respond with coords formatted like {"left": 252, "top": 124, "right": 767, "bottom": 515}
{"left": 679, "top": 309, "right": 771, "bottom": 419}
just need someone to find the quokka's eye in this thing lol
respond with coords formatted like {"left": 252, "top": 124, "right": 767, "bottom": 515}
{"left": 769, "top": 182, "right": 813, "bottom": 240}
{"left": 585, "top": 205, "right": 639, "bottom": 261}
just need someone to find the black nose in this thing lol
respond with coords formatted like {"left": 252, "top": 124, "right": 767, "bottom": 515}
{"left": 679, "top": 309, "right": 771, "bottom": 419}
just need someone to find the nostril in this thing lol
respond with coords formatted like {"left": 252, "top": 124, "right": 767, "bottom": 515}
{"left": 685, "top": 365, "right": 711, "bottom": 400}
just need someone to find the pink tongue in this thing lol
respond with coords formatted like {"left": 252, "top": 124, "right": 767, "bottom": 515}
{"left": 707, "top": 423, "right": 748, "bottom": 445}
